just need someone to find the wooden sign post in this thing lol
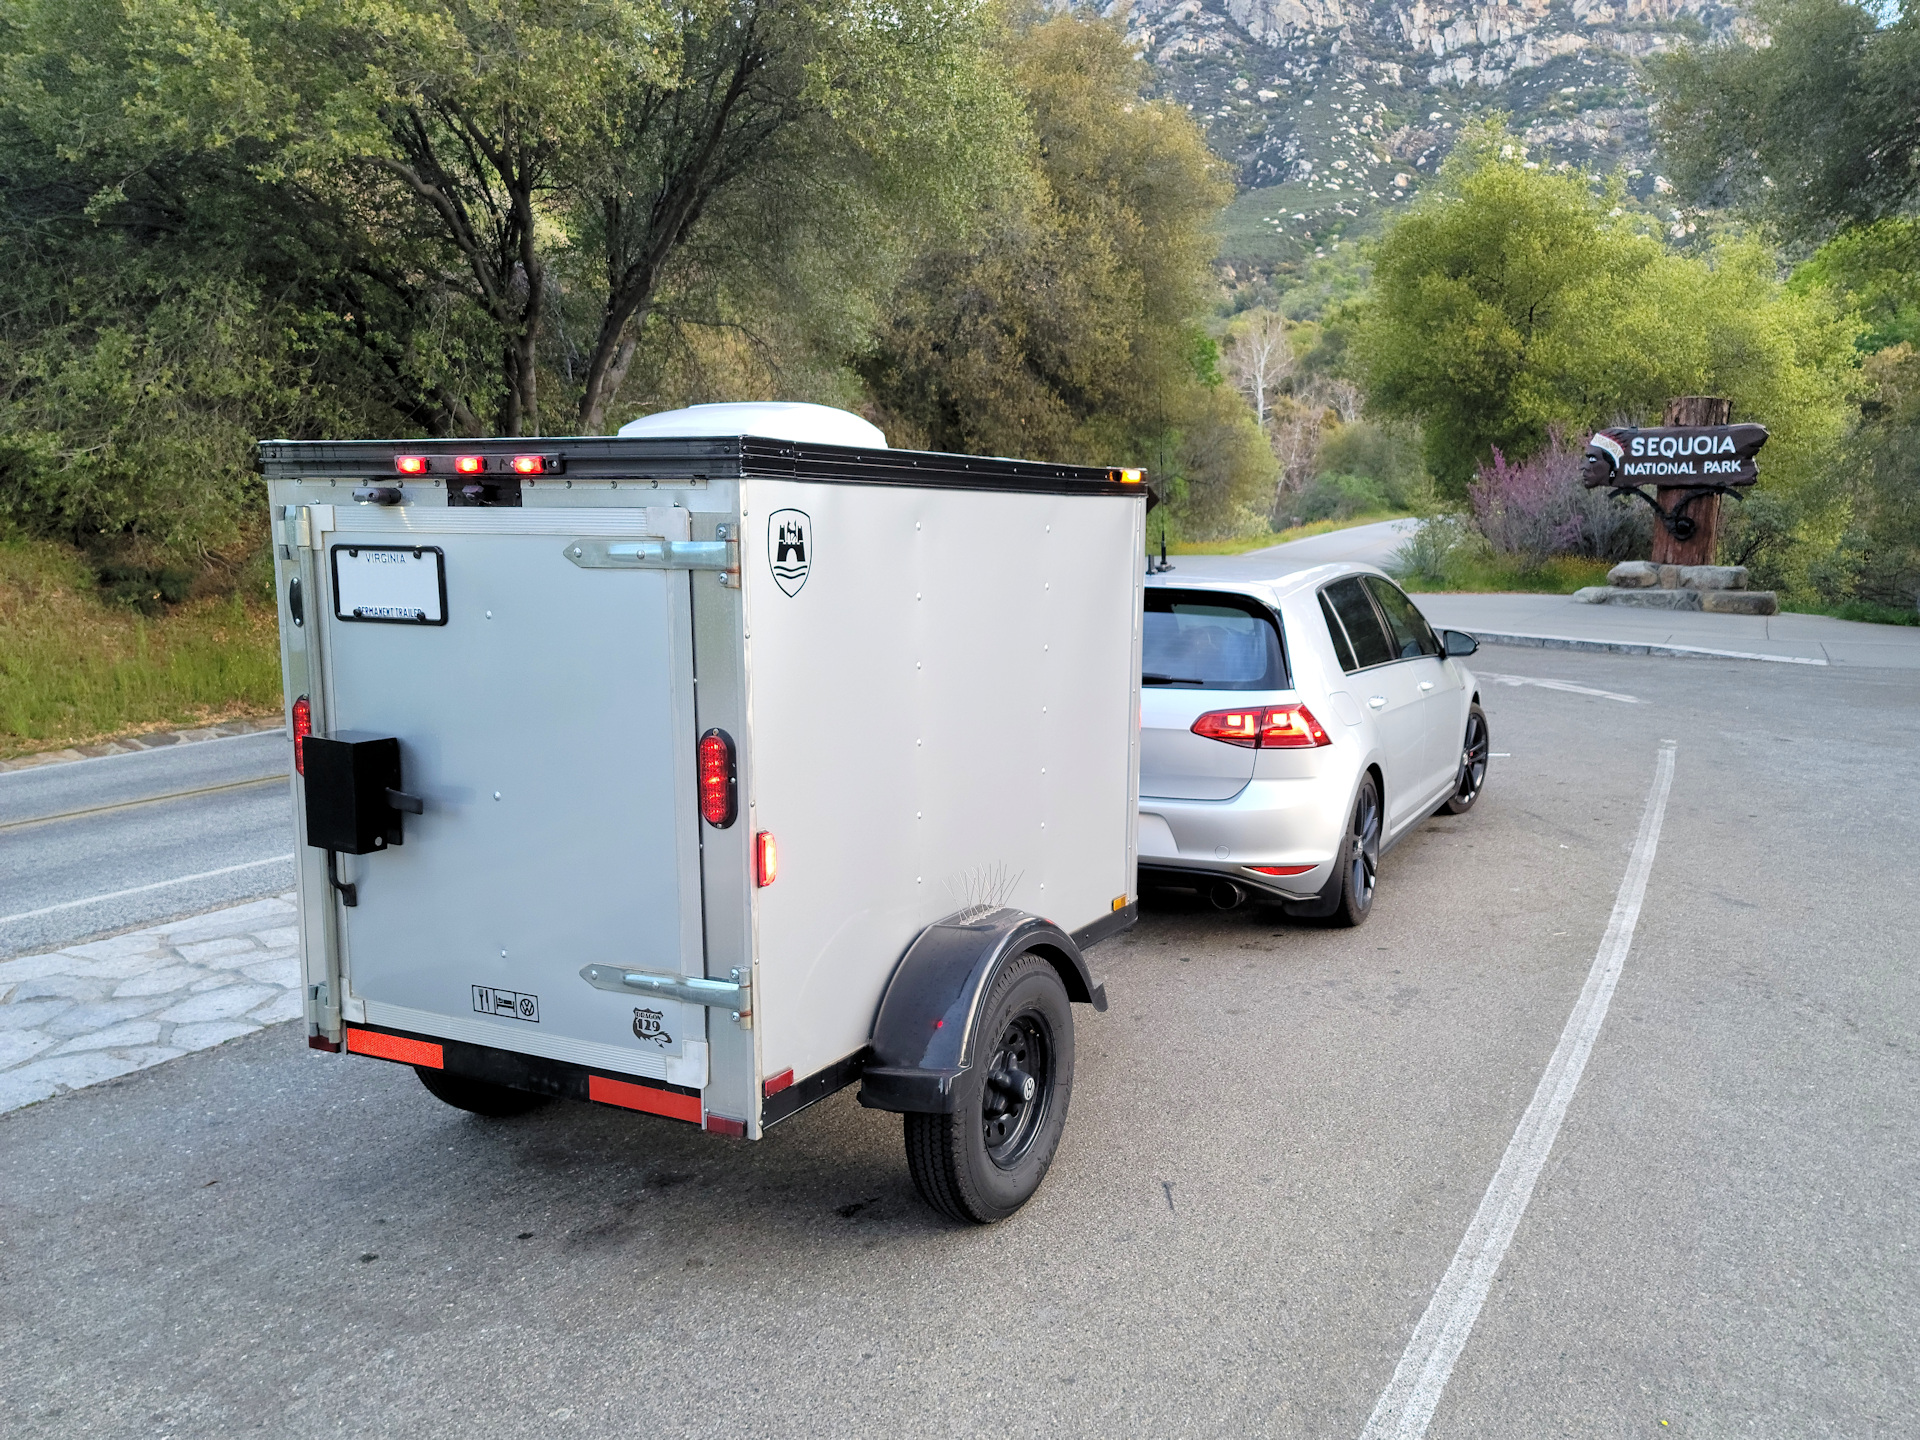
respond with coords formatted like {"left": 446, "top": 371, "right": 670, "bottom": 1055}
{"left": 1652, "top": 396, "right": 1731, "bottom": 565}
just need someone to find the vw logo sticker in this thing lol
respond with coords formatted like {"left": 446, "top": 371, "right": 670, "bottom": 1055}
{"left": 768, "top": 509, "right": 811, "bottom": 596}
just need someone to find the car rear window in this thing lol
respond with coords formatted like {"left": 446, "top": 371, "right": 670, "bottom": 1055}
{"left": 1143, "top": 590, "right": 1288, "bottom": 690}
{"left": 1321, "top": 577, "right": 1396, "bottom": 671}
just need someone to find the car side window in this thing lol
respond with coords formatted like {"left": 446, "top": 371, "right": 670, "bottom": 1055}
{"left": 1318, "top": 591, "right": 1356, "bottom": 672}
{"left": 1363, "top": 576, "right": 1441, "bottom": 660}
{"left": 1322, "top": 578, "right": 1395, "bottom": 671}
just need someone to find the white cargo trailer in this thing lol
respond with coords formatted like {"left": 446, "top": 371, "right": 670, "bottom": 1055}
{"left": 262, "top": 405, "right": 1146, "bottom": 1221}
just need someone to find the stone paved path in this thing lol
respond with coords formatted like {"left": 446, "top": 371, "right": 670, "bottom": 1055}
{"left": 0, "top": 892, "right": 299, "bottom": 1113}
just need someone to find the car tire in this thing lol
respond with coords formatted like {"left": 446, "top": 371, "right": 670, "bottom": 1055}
{"left": 904, "top": 952, "right": 1074, "bottom": 1224}
{"left": 1329, "top": 772, "right": 1381, "bottom": 928}
{"left": 1441, "top": 704, "right": 1490, "bottom": 816}
{"left": 414, "top": 1066, "right": 553, "bottom": 1117}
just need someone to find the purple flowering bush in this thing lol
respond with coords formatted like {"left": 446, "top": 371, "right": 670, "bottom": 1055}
{"left": 1468, "top": 428, "right": 1650, "bottom": 568}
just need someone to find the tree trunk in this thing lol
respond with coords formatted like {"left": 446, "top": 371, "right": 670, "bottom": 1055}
{"left": 1650, "top": 395, "right": 1732, "bottom": 566}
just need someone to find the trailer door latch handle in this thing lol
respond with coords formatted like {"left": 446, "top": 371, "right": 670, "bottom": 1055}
{"left": 579, "top": 964, "right": 749, "bottom": 1017}
{"left": 385, "top": 788, "right": 424, "bottom": 815}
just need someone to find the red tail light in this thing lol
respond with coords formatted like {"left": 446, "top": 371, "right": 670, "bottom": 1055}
{"left": 292, "top": 695, "right": 312, "bottom": 774}
{"left": 1259, "top": 704, "right": 1331, "bottom": 748}
{"left": 1191, "top": 703, "right": 1331, "bottom": 750}
{"left": 454, "top": 455, "right": 485, "bottom": 475}
{"left": 1248, "top": 863, "right": 1316, "bottom": 876}
{"left": 755, "top": 831, "right": 777, "bottom": 887}
{"left": 698, "top": 728, "right": 737, "bottom": 827}
{"left": 511, "top": 454, "right": 545, "bottom": 475}
{"left": 394, "top": 455, "right": 428, "bottom": 475}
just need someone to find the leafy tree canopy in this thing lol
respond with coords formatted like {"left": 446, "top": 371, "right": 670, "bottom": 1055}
{"left": 1353, "top": 124, "right": 1856, "bottom": 500}
{"left": 1652, "top": 0, "right": 1920, "bottom": 245}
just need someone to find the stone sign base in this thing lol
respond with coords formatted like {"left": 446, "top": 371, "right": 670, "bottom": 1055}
{"left": 1572, "top": 561, "right": 1778, "bottom": 616}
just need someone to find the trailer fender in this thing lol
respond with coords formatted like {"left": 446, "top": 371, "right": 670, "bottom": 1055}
{"left": 858, "top": 909, "right": 1108, "bottom": 1115}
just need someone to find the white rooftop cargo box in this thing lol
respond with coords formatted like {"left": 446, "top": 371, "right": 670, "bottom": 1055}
{"left": 261, "top": 407, "right": 1147, "bottom": 1221}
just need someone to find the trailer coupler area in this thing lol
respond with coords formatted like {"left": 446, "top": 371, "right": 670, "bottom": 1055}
{"left": 341, "top": 1024, "right": 724, "bottom": 1131}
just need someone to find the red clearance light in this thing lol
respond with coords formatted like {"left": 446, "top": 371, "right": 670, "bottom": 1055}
{"left": 1248, "top": 863, "right": 1316, "bottom": 876}
{"left": 511, "top": 454, "right": 545, "bottom": 475}
{"left": 454, "top": 454, "right": 485, "bottom": 475}
{"left": 1191, "top": 704, "right": 1331, "bottom": 750}
{"left": 755, "top": 831, "right": 777, "bottom": 887}
{"left": 698, "top": 728, "right": 737, "bottom": 827}
{"left": 292, "top": 695, "right": 312, "bottom": 774}
{"left": 394, "top": 455, "right": 428, "bottom": 475}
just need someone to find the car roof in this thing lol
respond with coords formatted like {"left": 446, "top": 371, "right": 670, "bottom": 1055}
{"left": 1144, "top": 560, "right": 1390, "bottom": 607}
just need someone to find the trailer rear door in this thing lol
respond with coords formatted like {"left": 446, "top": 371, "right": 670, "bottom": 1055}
{"left": 314, "top": 513, "right": 709, "bottom": 1088}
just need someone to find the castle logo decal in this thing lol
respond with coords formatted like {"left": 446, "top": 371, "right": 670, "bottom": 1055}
{"left": 768, "top": 509, "right": 811, "bottom": 596}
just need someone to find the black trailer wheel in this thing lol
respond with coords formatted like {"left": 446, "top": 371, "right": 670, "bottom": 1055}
{"left": 1441, "top": 704, "right": 1490, "bottom": 815}
{"left": 1329, "top": 773, "right": 1381, "bottom": 928}
{"left": 414, "top": 1066, "right": 552, "bottom": 1117}
{"left": 904, "top": 952, "right": 1074, "bottom": 1224}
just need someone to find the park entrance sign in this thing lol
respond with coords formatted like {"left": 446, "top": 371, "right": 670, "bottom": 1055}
{"left": 1582, "top": 405, "right": 1769, "bottom": 564}
{"left": 1581, "top": 423, "right": 1769, "bottom": 490}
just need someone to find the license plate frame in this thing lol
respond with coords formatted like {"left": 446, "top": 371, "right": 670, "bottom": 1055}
{"left": 331, "top": 544, "right": 448, "bottom": 626}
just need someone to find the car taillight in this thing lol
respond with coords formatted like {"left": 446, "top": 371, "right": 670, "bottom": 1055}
{"left": 1259, "top": 704, "right": 1331, "bottom": 748}
{"left": 1189, "top": 709, "right": 1262, "bottom": 747}
{"left": 698, "top": 728, "right": 736, "bottom": 827}
{"left": 292, "top": 695, "right": 311, "bottom": 775}
{"left": 454, "top": 455, "right": 485, "bottom": 475}
{"left": 1191, "top": 703, "right": 1331, "bottom": 750}
{"left": 394, "top": 455, "right": 428, "bottom": 475}
{"left": 755, "top": 831, "right": 777, "bottom": 887}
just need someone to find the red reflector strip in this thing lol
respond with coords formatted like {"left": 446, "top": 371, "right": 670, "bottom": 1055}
{"left": 345, "top": 1028, "right": 443, "bottom": 1068}
{"left": 764, "top": 1068, "right": 795, "bottom": 1098}
{"left": 704, "top": 1113, "right": 746, "bottom": 1137}
{"left": 588, "top": 1074, "right": 701, "bottom": 1124}
{"left": 1248, "top": 864, "right": 1316, "bottom": 876}
{"left": 308, "top": 1035, "right": 341, "bottom": 1052}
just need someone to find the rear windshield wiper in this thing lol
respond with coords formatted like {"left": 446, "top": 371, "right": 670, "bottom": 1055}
{"left": 1142, "top": 673, "right": 1205, "bottom": 685}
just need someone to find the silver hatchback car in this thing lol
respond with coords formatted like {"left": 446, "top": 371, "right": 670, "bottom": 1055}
{"left": 1137, "top": 564, "right": 1489, "bottom": 925}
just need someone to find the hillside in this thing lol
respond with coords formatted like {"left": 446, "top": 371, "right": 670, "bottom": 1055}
{"left": 1123, "top": 0, "right": 1746, "bottom": 266}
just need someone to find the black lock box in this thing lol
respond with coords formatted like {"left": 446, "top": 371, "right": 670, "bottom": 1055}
{"left": 304, "top": 736, "right": 407, "bottom": 855}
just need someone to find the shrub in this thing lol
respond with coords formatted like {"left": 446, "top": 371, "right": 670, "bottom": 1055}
{"left": 1468, "top": 430, "right": 1651, "bottom": 567}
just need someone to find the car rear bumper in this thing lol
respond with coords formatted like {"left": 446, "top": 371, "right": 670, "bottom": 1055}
{"left": 1138, "top": 774, "right": 1352, "bottom": 900}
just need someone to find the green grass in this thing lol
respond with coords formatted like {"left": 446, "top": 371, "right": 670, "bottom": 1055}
{"left": 1779, "top": 598, "right": 1920, "bottom": 626}
{"left": 1396, "top": 554, "right": 1615, "bottom": 594}
{"left": 0, "top": 537, "right": 283, "bottom": 759}
{"left": 1167, "top": 510, "right": 1410, "bottom": 556}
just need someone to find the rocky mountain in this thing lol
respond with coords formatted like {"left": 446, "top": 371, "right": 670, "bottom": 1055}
{"left": 1113, "top": 0, "right": 1749, "bottom": 267}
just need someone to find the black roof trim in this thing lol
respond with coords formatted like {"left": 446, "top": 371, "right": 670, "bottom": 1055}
{"left": 255, "top": 435, "right": 1144, "bottom": 496}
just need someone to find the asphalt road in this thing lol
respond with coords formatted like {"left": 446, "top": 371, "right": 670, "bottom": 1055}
{"left": 2, "top": 651, "right": 1915, "bottom": 1439}
{"left": 1175, "top": 517, "right": 1422, "bottom": 580}
{"left": 0, "top": 731, "right": 294, "bottom": 959}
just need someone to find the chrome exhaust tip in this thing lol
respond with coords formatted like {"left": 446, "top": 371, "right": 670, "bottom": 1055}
{"left": 1208, "top": 879, "right": 1247, "bottom": 911}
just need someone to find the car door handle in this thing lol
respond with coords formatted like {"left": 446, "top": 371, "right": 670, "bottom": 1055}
{"left": 1367, "top": 696, "right": 1387, "bottom": 709}
{"left": 1419, "top": 681, "right": 1435, "bottom": 692}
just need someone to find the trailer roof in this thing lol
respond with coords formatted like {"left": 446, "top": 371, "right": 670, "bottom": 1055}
{"left": 256, "top": 435, "right": 1146, "bottom": 497}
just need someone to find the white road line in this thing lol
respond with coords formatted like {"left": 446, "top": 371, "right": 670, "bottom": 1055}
{"left": 0, "top": 854, "right": 296, "bottom": 926}
{"left": 1358, "top": 742, "right": 1677, "bottom": 1440}
{"left": 1481, "top": 672, "right": 1639, "bottom": 704}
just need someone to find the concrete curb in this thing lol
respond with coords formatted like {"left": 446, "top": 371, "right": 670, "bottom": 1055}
{"left": 1468, "top": 630, "right": 1829, "bottom": 666}
{"left": 0, "top": 716, "right": 285, "bottom": 774}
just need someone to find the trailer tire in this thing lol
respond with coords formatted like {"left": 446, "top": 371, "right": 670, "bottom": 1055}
{"left": 414, "top": 1067, "right": 552, "bottom": 1118}
{"left": 903, "top": 952, "right": 1073, "bottom": 1224}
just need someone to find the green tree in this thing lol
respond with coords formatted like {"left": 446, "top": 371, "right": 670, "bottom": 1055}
{"left": 1354, "top": 126, "right": 1855, "bottom": 500}
{"left": 861, "top": 11, "right": 1270, "bottom": 535}
{"left": 1653, "top": 0, "right": 1920, "bottom": 244}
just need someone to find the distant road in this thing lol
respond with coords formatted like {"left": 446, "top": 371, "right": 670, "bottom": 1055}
{"left": 1170, "top": 516, "right": 1420, "bottom": 580}
{"left": 0, "top": 731, "right": 294, "bottom": 958}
